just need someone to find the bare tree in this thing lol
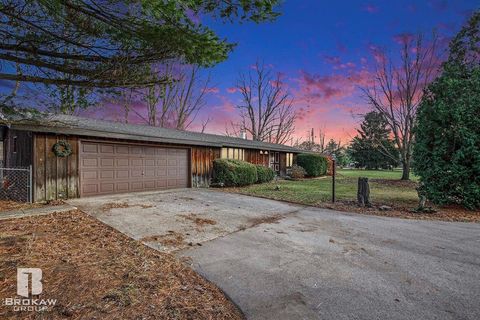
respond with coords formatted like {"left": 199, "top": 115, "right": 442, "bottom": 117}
{"left": 120, "top": 88, "right": 135, "bottom": 123}
{"left": 361, "top": 33, "right": 440, "bottom": 180}
{"left": 138, "top": 64, "right": 210, "bottom": 131}
{"left": 172, "top": 66, "right": 210, "bottom": 130}
{"left": 229, "top": 61, "right": 296, "bottom": 144}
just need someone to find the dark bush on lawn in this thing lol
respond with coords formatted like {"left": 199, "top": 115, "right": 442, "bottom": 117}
{"left": 256, "top": 165, "right": 276, "bottom": 183}
{"left": 296, "top": 153, "right": 328, "bottom": 177}
{"left": 290, "top": 165, "right": 306, "bottom": 180}
{"left": 212, "top": 159, "right": 257, "bottom": 187}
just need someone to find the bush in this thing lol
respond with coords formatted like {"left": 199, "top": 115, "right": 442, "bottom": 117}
{"left": 212, "top": 159, "right": 257, "bottom": 187}
{"left": 290, "top": 165, "right": 306, "bottom": 180}
{"left": 256, "top": 165, "right": 275, "bottom": 183}
{"left": 296, "top": 153, "right": 328, "bottom": 177}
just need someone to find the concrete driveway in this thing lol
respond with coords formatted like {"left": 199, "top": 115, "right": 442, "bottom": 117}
{"left": 69, "top": 189, "right": 480, "bottom": 320}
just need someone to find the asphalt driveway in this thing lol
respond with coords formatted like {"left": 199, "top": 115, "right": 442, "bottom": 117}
{"left": 69, "top": 189, "right": 480, "bottom": 320}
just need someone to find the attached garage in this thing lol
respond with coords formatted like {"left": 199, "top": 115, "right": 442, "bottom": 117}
{"left": 1, "top": 114, "right": 305, "bottom": 202}
{"left": 80, "top": 141, "right": 189, "bottom": 197}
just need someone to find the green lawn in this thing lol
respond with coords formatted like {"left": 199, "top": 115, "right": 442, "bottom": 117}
{"left": 229, "top": 169, "right": 419, "bottom": 207}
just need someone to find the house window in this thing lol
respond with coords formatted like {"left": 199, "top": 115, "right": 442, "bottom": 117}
{"left": 221, "top": 147, "right": 245, "bottom": 161}
{"left": 286, "top": 153, "right": 294, "bottom": 167}
{"left": 12, "top": 136, "right": 17, "bottom": 153}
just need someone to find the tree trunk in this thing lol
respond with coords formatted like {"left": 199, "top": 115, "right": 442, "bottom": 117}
{"left": 401, "top": 160, "right": 410, "bottom": 180}
{"left": 357, "top": 177, "right": 371, "bottom": 207}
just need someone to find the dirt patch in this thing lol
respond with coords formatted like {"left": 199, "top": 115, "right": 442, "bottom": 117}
{"left": 371, "top": 178, "right": 418, "bottom": 188}
{"left": 45, "top": 199, "right": 66, "bottom": 206}
{"left": 0, "top": 210, "right": 243, "bottom": 320}
{"left": 316, "top": 201, "right": 480, "bottom": 223}
{"left": 100, "top": 202, "right": 154, "bottom": 211}
{"left": 140, "top": 231, "right": 185, "bottom": 247}
{"left": 247, "top": 214, "right": 284, "bottom": 227}
{"left": 180, "top": 213, "right": 217, "bottom": 227}
{"left": 100, "top": 202, "right": 132, "bottom": 211}
{"left": 0, "top": 200, "right": 42, "bottom": 212}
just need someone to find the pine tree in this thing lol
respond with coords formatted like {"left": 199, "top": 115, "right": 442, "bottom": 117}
{"left": 413, "top": 11, "right": 480, "bottom": 209}
{"left": 348, "top": 111, "right": 399, "bottom": 169}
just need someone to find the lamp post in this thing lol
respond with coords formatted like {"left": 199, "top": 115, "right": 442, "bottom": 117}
{"left": 331, "top": 154, "right": 336, "bottom": 203}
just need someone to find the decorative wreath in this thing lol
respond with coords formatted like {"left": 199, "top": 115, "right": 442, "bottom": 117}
{"left": 52, "top": 140, "right": 73, "bottom": 157}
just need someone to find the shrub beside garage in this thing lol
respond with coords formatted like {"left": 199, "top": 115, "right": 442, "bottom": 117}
{"left": 296, "top": 153, "right": 328, "bottom": 177}
{"left": 212, "top": 159, "right": 277, "bottom": 186}
{"left": 212, "top": 159, "right": 258, "bottom": 187}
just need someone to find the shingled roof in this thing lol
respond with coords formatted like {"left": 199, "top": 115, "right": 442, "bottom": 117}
{"left": 3, "top": 113, "right": 304, "bottom": 153}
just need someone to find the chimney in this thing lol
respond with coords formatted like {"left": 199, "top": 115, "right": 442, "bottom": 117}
{"left": 240, "top": 130, "right": 247, "bottom": 139}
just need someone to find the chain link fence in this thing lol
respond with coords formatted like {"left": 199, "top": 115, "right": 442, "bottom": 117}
{"left": 0, "top": 166, "right": 32, "bottom": 202}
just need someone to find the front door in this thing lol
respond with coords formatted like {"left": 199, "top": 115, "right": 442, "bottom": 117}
{"left": 270, "top": 151, "right": 280, "bottom": 173}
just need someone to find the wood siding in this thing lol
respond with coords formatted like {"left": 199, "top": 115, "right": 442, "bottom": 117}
{"left": 33, "top": 134, "right": 79, "bottom": 202}
{"left": 245, "top": 149, "right": 269, "bottom": 166}
{"left": 28, "top": 132, "right": 296, "bottom": 200}
{"left": 4, "top": 129, "right": 33, "bottom": 168}
{"left": 191, "top": 146, "right": 220, "bottom": 187}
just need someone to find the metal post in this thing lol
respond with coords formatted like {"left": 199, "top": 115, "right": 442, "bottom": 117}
{"left": 29, "top": 165, "right": 33, "bottom": 203}
{"left": 332, "top": 159, "right": 336, "bottom": 203}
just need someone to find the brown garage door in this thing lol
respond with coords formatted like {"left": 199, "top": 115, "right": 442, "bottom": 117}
{"left": 80, "top": 141, "right": 189, "bottom": 197}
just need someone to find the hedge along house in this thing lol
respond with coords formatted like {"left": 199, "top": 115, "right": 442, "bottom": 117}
{"left": 0, "top": 114, "right": 302, "bottom": 202}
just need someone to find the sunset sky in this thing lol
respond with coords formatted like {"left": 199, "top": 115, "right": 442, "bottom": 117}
{"left": 2, "top": 1, "right": 478, "bottom": 146}
{"left": 185, "top": 0, "right": 478, "bottom": 145}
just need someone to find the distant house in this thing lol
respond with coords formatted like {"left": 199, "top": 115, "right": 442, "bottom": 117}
{"left": 1, "top": 114, "right": 301, "bottom": 202}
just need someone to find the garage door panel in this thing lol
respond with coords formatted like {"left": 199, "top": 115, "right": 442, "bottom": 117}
{"left": 116, "top": 170, "right": 129, "bottom": 179}
{"left": 80, "top": 142, "right": 188, "bottom": 196}
{"left": 82, "top": 158, "right": 98, "bottom": 167}
{"left": 116, "top": 182, "right": 129, "bottom": 192}
{"left": 145, "top": 159, "right": 156, "bottom": 167}
{"left": 131, "top": 146, "right": 143, "bottom": 154}
{"left": 82, "top": 184, "right": 98, "bottom": 194}
{"left": 100, "top": 183, "right": 115, "bottom": 193}
{"left": 100, "top": 144, "right": 114, "bottom": 153}
{"left": 82, "top": 170, "right": 98, "bottom": 180}
{"left": 131, "top": 170, "right": 143, "bottom": 178}
{"left": 116, "top": 145, "right": 129, "bottom": 154}
{"left": 131, "top": 181, "right": 143, "bottom": 190}
{"left": 130, "top": 158, "right": 142, "bottom": 166}
{"left": 116, "top": 158, "right": 129, "bottom": 167}
{"left": 82, "top": 143, "right": 98, "bottom": 153}
{"left": 100, "top": 170, "right": 114, "bottom": 179}
{"left": 100, "top": 158, "right": 114, "bottom": 167}
{"left": 144, "top": 169, "right": 155, "bottom": 178}
{"left": 156, "top": 159, "right": 167, "bottom": 166}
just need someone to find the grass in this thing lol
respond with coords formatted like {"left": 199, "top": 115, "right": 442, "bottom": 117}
{"left": 226, "top": 168, "right": 480, "bottom": 222}
{"left": 229, "top": 169, "right": 419, "bottom": 207}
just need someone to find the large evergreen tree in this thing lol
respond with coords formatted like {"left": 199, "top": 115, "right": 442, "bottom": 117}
{"left": 348, "top": 111, "right": 399, "bottom": 169}
{"left": 0, "top": 0, "right": 280, "bottom": 89}
{"left": 413, "top": 11, "right": 480, "bottom": 209}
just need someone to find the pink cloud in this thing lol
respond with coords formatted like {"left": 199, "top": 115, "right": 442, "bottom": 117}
{"left": 227, "top": 87, "right": 238, "bottom": 94}
{"left": 363, "top": 4, "right": 379, "bottom": 13}
{"left": 204, "top": 87, "right": 220, "bottom": 94}
{"left": 393, "top": 32, "right": 415, "bottom": 45}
